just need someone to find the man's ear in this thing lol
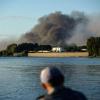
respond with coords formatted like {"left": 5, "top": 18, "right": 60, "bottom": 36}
{"left": 41, "top": 83, "right": 47, "bottom": 90}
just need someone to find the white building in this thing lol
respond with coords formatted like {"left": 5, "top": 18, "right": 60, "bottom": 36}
{"left": 81, "top": 48, "right": 87, "bottom": 52}
{"left": 52, "top": 47, "right": 63, "bottom": 52}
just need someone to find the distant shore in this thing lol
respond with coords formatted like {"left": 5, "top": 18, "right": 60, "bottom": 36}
{"left": 28, "top": 52, "right": 88, "bottom": 57}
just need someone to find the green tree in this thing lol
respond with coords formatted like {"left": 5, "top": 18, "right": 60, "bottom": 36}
{"left": 0, "top": 50, "right": 7, "bottom": 56}
{"left": 87, "top": 37, "right": 100, "bottom": 56}
{"left": 6, "top": 44, "right": 17, "bottom": 56}
{"left": 87, "top": 37, "right": 95, "bottom": 56}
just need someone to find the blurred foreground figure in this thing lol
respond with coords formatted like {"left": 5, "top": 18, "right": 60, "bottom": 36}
{"left": 37, "top": 67, "right": 87, "bottom": 100}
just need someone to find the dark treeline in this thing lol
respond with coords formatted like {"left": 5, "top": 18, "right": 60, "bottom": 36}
{"left": 64, "top": 45, "right": 87, "bottom": 52}
{"left": 0, "top": 43, "right": 52, "bottom": 56}
{"left": 87, "top": 37, "right": 100, "bottom": 57}
{"left": 16, "top": 43, "right": 52, "bottom": 52}
{"left": 1, "top": 36, "right": 100, "bottom": 57}
{"left": 0, "top": 42, "right": 87, "bottom": 57}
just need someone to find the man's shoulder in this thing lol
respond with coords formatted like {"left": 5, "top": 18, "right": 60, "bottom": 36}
{"left": 65, "top": 88, "right": 87, "bottom": 100}
{"left": 36, "top": 87, "right": 87, "bottom": 100}
{"left": 44, "top": 87, "right": 87, "bottom": 100}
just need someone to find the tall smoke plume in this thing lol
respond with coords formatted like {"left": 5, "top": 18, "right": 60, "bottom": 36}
{"left": 21, "top": 11, "right": 100, "bottom": 46}
{"left": 20, "top": 11, "right": 79, "bottom": 46}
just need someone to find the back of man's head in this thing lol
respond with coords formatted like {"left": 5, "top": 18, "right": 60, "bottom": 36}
{"left": 40, "top": 67, "right": 64, "bottom": 87}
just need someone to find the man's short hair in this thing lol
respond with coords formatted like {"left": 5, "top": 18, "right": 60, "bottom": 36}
{"left": 40, "top": 67, "right": 64, "bottom": 87}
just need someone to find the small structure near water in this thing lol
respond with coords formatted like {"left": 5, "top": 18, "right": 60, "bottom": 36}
{"left": 81, "top": 48, "right": 87, "bottom": 52}
{"left": 52, "top": 47, "right": 64, "bottom": 52}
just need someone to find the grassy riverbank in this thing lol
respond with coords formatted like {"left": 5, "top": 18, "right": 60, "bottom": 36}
{"left": 28, "top": 52, "right": 88, "bottom": 57}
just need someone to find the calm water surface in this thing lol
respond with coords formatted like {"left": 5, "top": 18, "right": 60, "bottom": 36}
{"left": 0, "top": 57, "right": 100, "bottom": 100}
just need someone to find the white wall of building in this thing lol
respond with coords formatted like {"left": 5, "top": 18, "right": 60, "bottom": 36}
{"left": 52, "top": 47, "right": 63, "bottom": 52}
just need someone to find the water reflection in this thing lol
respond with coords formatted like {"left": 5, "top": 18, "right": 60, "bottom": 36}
{"left": 87, "top": 65, "right": 100, "bottom": 75}
{"left": 86, "top": 65, "right": 100, "bottom": 100}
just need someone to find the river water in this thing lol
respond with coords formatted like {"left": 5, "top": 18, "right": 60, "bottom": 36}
{"left": 0, "top": 57, "right": 100, "bottom": 100}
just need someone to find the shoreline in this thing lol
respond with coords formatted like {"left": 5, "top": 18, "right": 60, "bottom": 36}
{"left": 28, "top": 52, "right": 88, "bottom": 58}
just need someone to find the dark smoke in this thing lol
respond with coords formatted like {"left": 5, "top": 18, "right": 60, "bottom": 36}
{"left": 68, "top": 12, "right": 100, "bottom": 45}
{"left": 68, "top": 11, "right": 90, "bottom": 45}
{"left": 0, "top": 11, "right": 100, "bottom": 50}
{"left": 21, "top": 12, "right": 77, "bottom": 46}
{"left": 21, "top": 11, "right": 92, "bottom": 46}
